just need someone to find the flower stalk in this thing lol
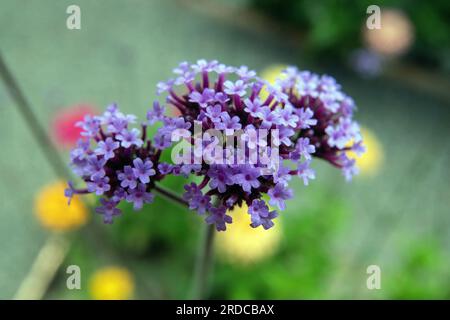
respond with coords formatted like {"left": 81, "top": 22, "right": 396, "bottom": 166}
{"left": 154, "top": 183, "right": 216, "bottom": 299}
{"left": 153, "top": 184, "right": 188, "bottom": 207}
{"left": 191, "top": 222, "right": 215, "bottom": 300}
{"left": 0, "top": 52, "right": 71, "bottom": 179}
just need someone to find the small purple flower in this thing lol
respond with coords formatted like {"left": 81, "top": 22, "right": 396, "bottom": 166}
{"left": 205, "top": 105, "right": 226, "bottom": 123}
{"left": 236, "top": 66, "right": 256, "bottom": 80}
{"left": 123, "top": 113, "right": 137, "bottom": 124}
{"left": 112, "top": 188, "right": 127, "bottom": 202}
{"left": 276, "top": 106, "right": 299, "bottom": 128}
{"left": 189, "top": 88, "right": 215, "bottom": 108}
{"left": 70, "top": 139, "right": 90, "bottom": 162}
{"left": 268, "top": 183, "right": 293, "bottom": 211}
{"left": 214, "top": 63, "right": 235, "bottom": 74}
{"left": 95, "top": 137, "right": 119, "bottom": 160}
{"left": 106, "top": 117, "right": 127, "bottom": 134}
{"left": 253, "top": 210, "right": 278, "bottom": 230}
{"left": 295, "top": 107, "right": 317, "bottom": 129}
{"left": 340, "top": 97, "right": 356, "bottom": 117}
{"left": 117, "top": 165, "right": 138, "bottom": 189}
{"left": 224, "top": 80, "right": 247, "bottom": 96}
{"left": 243, "top": 98, "right": 262, "bottom": 117}
{"left": 147, "top": 101, "right": 166, "bottom": 125}
{"left": 70, "top": 158, "right": 89, "bottom": 177}
{"left": 319, "top": 75, "right": 340, "bottom": 93}
{"left": 132, "top": 158, "right": 155, "bottom": 184}
{"left": 242, "top": 125, "right": 256, "bottom": 149}
{"left": 192, "top": 59, "right": 209, "bottom": 72}
{"left": 351, "top": 141, "right": 366, "bottom": 157}
{"left": 157, "top": 79, "right": 175, "bottom": 95}
{"left": 192, "top": 59, "right": 217, "bottom": 73}
{"left": 296, "top": 161, "right": 316, "bottom": 186}
{"left": 325, "top": 125, "right": 347, "bottom": 149}
{"left": 273, "top": 126, "right": 295, "bottom": 147}
{"left": 104, "top": 111, "right": 137, "bottom": 134}
{"left": 189, "top": 192, "right": 212, "bottom": 215}
{"left": 233, "top": 166, "right": 261, "bottom": 192}
{"left": 153, "top": 131, "right": 172, "bottom": 150}
{"left": 241, "top": 124, "right": 267, "bottom": 150}
{"left": 183, "top": 182, "right": 201, "bottom": 201}
{"left": 248, "top": 199, "right": 269, "bottom": 218}
{"left": 197, "top": 110, "right": 207, "bottom": 122}
{"left": 76, "top": 115, "right": 100, "bottom": 138}
{"left": 341, "top": 155, "right": 358, "bottom": 182}
{"left": 224, "top": 195, "right": 238, "bottom": 208}
{"left": 158, "top": 163, "right": 173, "bottom": 175}
{"left": 164, "top": 117, "right": 191, "bottom": 131}
{"left": 126, "top": 183, "right": 154, "bottom": 210}
{"left": 214, "top": 92, "right": 229, "bottom": 104}
{"left": 257, "top": 106, "right": 280, "bottom": 128}
{"left": 87, "top": 156, "right": 107, "bottom": 179}
{"left": 105, "top": 103, "right": 119, "bottom": 114}
{"left": 171, "top": 165, "right": 182, "bottom": 176}
{"left": 215, "top": 113, "right": 242, "bottom": 131}
{"left": 321, "top": 93, "right": 341, "bottom": 113}
{"left": 174, "top": 70, "right": 195, "bottom": 86}
{"left": 179, "top": 164, "right": 202, "bottom": 178}
{"left": 100, "top": 103, "right": 119, "bottom": 127}
{"left": 87, "top": 176, "right": 111, "bottom": 195}
{"left": 296, "top": 71, "right": 319, "bottom": 97}
{"left": 208, "top": 165, "right": 234, "bottom": 193}
{"left": 95, "top": 198, "right": 122, "bottom": 224}
{"left": 339, "top": 118, "right": 362, "bottom": 142}
{"left": 249, "top": 200, "right": 278, "bottom": 229}
{"left": 173, "top": 61, "right": 190, "bottom": 75}
{"left": 64, "top": 181, "right": 75, "bottom": 204}
{"left": 116, "top": 128, "right": 143, "bottom": 148}
{"left": 205, "top": 206, "right": 232, "bottom": 231}
{"left": 292, "top": 137, "right": 316, "bottom": 161}
{"left": 273, "top": 165, "right": 292, "bottom": 186}
{"left": 265, "top": 84, "right": 288, "bottom": 103}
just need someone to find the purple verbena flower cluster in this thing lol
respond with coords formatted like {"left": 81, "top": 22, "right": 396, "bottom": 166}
{"left": 65, "top": 60, "right": 365, "bottom": 231}
{"left": 275, "top": 67, "right": 366, "bottom": 181}
{"left": 151, "top": 60, "right": 321, "bottom": 231}
{"left": 65, "top": 104, "right": 170, "bottom": 223}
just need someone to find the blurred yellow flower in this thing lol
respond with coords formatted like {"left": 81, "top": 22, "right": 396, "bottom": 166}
{"left": 259, "top": 64, "right": 287, "bottom": 101}
{"left": 216, "top": 204, "right": 281, "bottom": 266}
{"left": 89, "top": 266, "right": 134, "bottom": 300}
{"left": 34, "top": 181, "right": 88, "bottom": 231}
{"left": 348, "top": 127, "right": 384, "bottom": 176}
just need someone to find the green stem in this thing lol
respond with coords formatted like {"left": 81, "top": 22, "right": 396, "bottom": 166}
{"left": 191, "top": 220, "right": 215, "bottom": 300}
{"left": 154, "top": 184, "right": 216, "bottom": 299}
{"left": 0, "top": 51, "right": 71, "bottom": 179}
{"left": 153, "top": 184, "right": 188, "bottom": 207}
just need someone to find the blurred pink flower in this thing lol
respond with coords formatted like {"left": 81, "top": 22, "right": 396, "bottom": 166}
{"left": 51, "top": 104, "right": 98, "bottom": 148}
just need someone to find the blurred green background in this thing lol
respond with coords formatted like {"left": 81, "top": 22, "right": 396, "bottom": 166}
{"left": 0, "top": 0, "right": 449, "bottom": 299}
